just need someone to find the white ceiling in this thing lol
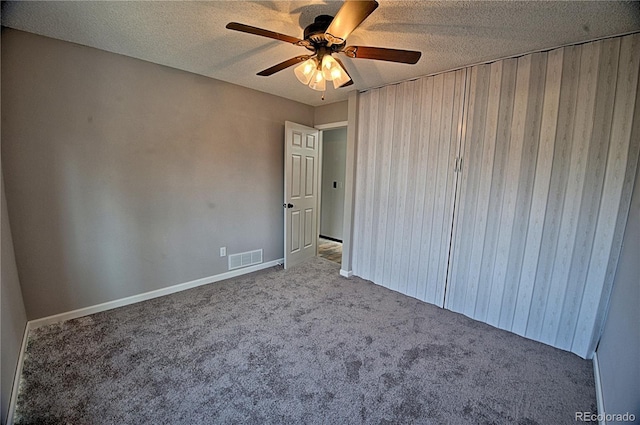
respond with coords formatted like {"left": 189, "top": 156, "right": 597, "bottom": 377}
{"left": 2, "top": 1, "right": 639, "bottom": 107}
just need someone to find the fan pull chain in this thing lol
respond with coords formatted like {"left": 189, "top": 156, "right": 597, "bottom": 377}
{"left": 322, "top": 90, "right": 326, "bottom": 101}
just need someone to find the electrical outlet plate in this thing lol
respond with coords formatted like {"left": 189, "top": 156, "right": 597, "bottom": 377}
{"left": 220, "top": 247, "right": 226, "bottom": 257}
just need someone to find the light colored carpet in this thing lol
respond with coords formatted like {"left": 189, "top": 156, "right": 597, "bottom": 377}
{"left": 15, "top": 257, "right": 595, "bottom": 424}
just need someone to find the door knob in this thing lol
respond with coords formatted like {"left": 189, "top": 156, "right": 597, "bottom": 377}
{"left": 283, "top": 203, "right": 294, "bottom": 208}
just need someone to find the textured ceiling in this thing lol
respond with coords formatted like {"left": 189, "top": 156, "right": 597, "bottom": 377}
{"left": 2, "top": 1, "right": 639, "bottom": 106}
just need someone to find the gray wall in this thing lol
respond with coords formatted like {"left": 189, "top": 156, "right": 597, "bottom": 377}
{"left": 1, "top": 179, "right": 27, "bottom": 425}
{"left": 315, "top": 101, "right": 348, "bottom": 126}
{"left": 320, "top": 128, "right": 347, "bottom": 240}
{"left": 1, "top": 177, "right": 29, "bottom": 425}
{"left": 1, "top": 29, "right": 314, "bottom": 320}
{"left": 1, "top": 37, "right": 28, "bottom": 422}
{"left": 596, "top": 164, "right": 640, "bottom": 420}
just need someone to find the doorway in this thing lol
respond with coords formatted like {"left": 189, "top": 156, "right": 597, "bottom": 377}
{"left": 318, "top": 127, "right": 347, "bottom": 264}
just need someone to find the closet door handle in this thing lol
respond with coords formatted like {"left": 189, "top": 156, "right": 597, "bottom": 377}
{"left": 454, "top": 157, "right": 463, "bottom": 173}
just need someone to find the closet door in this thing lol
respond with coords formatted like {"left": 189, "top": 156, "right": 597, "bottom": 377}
{"left": 446, "top": 34, "right": 640, "bottom": 358}
{"left": 352, "top": 70, "right": 466, "bottom": 306}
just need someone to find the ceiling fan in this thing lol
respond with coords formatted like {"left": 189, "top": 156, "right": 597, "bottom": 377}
{"left": 226, "top": 0, "right": 421, "bottom": 96}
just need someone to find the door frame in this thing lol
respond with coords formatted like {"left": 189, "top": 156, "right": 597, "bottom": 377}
{"left": 315, "top": 92, "right": 359, "bottom": 276}
{"left": 315, "top": 121, "right": 348, "bottom": 258}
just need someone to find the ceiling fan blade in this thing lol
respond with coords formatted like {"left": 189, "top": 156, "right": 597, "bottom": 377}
{"left": 257, "top": 55, "right": 312, "bottom": 76}
{"left": 325, "top": 0, "right": 379, "bottom": 46}
{"left": 226, "top": 22, "right": 308, "bottom": 47}
{"left": 333, "top": 57, "right": 354, "bottom": 88}
{"left": 342, "top": 46, "right": 421, "bottom": 64}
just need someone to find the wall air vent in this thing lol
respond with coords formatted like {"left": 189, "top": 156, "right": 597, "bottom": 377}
{"left": 228, "top": 249, "right": 263, "bottom": 270}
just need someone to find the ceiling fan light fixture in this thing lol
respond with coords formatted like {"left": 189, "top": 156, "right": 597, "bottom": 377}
{"left": 321, "top": 54, "right": 352, "bottom": 89}
{"left": 331, "top": 71, "right": 351, "bottom": 89}
{"left": 308, "top": 68, "right": 326, "bottom": 91}
{"left": 294, "top": 58, "right": 317, "bottom": 85}
{"left": 321, "top": 54, "right": 339, "bottom": 81}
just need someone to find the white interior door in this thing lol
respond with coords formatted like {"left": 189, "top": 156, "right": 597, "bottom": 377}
{"left": 284, "top": 121, "right": 320, "bottom": 269}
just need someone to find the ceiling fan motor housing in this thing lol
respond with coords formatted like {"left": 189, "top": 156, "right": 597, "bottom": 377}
{"left": 303, "top": 15, "right": 344, "bottom": 52}
{"left": 304, "top": 15, "right": 333, "bottom": 41}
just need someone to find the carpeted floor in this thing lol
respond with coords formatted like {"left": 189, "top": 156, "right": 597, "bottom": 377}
{"left": 15, "top": 257, "right": 596, "bottom": 424}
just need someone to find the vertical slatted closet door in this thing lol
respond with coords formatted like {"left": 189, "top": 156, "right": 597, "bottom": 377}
{"left": 446, "top": 33, "right": 640, "bottom": 358}
{"left": 352, "top": 70, "right": 467, "bottom": 307}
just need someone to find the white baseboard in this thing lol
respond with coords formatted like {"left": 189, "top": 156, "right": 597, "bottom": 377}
{"left": 6, "top": 322, "right": 30, "bottom": 425}
{"left": 592, "top": 352, "right": 605, "bottom": 425}
{"left": 340, "top": 269, "right": 353, "bottom": 278}
{"left": 29, "top": 259, "right": 283, "bottom": 330}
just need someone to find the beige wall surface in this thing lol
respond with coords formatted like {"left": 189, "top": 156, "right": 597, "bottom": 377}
{"left": 314, "top": 100, "right": 348, "bottom": 126}
{"left": 1, "top": 29, "right": 314, "bottom": 320}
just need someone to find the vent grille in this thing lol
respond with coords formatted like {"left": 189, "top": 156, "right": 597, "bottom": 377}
{"left": 228, "top": 249, "right": 263, "bottom": 270}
